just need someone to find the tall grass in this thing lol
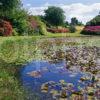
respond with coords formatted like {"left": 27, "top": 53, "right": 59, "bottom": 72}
{"left": 0, "top": 36, "right": 40, "bottom": 100}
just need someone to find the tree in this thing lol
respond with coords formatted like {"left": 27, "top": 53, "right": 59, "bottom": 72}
{"left": 62, "top": 21, "right": 69, "bottom": 28}
{"left": 0, "top": 0, "right": 20, "bottom": 10}
{"left": 77, "top": 21, "right": 84, "bottom": 26}
{"left": 0, "top": 0, "right": 21, "bottom": 19}
{"left": 9, "top": 9, "right": 29, "bottom": 35}
{"left": 99, "top": 11, "right": 100, "bottom": 15}
{"left": 71, "top": 17, "right": 78, "bottom": 25}
{"left": 71, "top": 17, "right": 83, "bottom": 26}
{"left": 44, "top": 6, "right": 65, "bottom": 26}
{"left": 69, "top": 25, "right": 76, "bottom": 33}
{"left": 65, "top": 21, "right": 69, "bottom": 26}
{"left": 86, "top": 15, "right": 100, "bottom": 26}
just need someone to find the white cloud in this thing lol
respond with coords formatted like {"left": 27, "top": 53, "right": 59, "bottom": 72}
{"left": 26, "top": 3, "right": 31, "bottom": 7}
{"left": 29, "top": 7, "right": 47, "bottom": 15}
{"left": 28, "top": 3, "right": 100, "bottom": 23}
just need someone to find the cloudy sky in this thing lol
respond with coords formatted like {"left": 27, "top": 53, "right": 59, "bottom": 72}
{"left": 22, "top": 0, "right": 100, "bottom": 23}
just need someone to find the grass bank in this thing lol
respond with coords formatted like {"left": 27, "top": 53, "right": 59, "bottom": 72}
{"left": 0, "top": 36, "right": 40, "bottom": 100}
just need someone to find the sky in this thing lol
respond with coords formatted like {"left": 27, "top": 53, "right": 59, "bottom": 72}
{"left": 22, "top": 0, "right": 100, "bottom": 23}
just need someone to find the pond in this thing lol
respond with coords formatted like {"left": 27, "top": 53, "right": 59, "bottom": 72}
{"left": 21, "top": 60, "right": 88, "bottom": 99}
{"left": 21, "top": 38, "right": 100, "bottom": 100}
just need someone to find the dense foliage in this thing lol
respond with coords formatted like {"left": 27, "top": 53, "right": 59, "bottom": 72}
{"left": 0, "top": 0, "right": 21, "bottom": 19}
{"left": 69, "top": 25, "right": 76, "bottom": 33}
{"left": 0, "top": 0, "right": 47, "bottom": 36}
{"left": 0, "top": 20, "right": 12, "bottom": 36}
{"left": 0, "top": 0, "right": 30, "bottom": 35}
{"left": 71, "top": 17, "right": 78, "bottom": 25}
{"left": 81, "top": 26, "right": 100, "bottom": 35}
{"left": 0, "top": 0, "right": 84, "bottom": 36}
{"left": 71, "top": 17, "right": 83, "bottom": 26}
{"left": 10, "top": 9, "right": 29, "bottom": 35}
{"left": 28, "top": 16, "right": 47, "bottom": 35}
{"left": 81, "top": 15, "right": 100, "bottom": 35}
{"left": 44, "top": 6, "right": 65, "bottom": 26}
{"left": 86, "top": 15, "right": 100, "bottom": 26}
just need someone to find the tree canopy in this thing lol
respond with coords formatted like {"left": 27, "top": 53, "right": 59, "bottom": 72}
{"left": 0, "top": 0, "right": 21, "bottom": 18}
{"left": 70, "top": 17, "right": 83, "bottom": 26}
{"left": 71, "top": 17, "right": 78, "bottom": 25}
{"left": 44, "top": 6, "right": 65, "bottom": 26}
{"left": 86, "top": 15, "right": 100, "bottom": 26}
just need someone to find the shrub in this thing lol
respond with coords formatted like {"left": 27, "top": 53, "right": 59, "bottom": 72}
{"left": 28, "top": 16, "right": 39, "bottom": 29}
{"left": 14, "top": 19, "right": 29, "bottom": 36}
{"left": 47, "top": 28, "right": 69, "bottom": 33}
{"left": 81, "top": 26, "right": 100, "bottom": 35}
{"left": 12, "top": 29, "right": 19, "bottom": 36}
{"left": 38, "top": 22, "right": 47, "bottom": 35}
{"left": 28, "top": 16, "right": 47, "bottom": 35}
{"left": 28, "top": 16, "right": 39, "bottom": 35}
{"left": 81, "top": 15, "right": 100, "bottom": 35}
{"left": 69, "top": 25, "right": 76, "bottom": 33}
{"left": 0, "top": 20, "right": 12, "bottom": 36}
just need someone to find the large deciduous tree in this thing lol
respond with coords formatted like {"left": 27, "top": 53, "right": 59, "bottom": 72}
{"left": 71, "top": 17, "right": 78, "bottom": 25}
{"left": 71, "top": 17, "right": 83, "bottom": 26}
{"left": 44, "top": 6, "right": 65, "bottom": 26}
{"left": 0, "top": 0, "right": 21, "bottom": 19}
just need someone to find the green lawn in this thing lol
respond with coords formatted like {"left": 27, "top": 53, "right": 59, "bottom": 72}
{"left": 47, "top": 32, "right": 82, "bottom": 37}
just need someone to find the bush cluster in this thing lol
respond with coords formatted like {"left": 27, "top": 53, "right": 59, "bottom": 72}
{"left": 81, "top": 15, "right": 100, "bottom": 35}
{"left": 47, "top": 28, "right": 69, "bottom": 33}
{"left": 81, "top": 26, "right": 100, "bottom": 35}
{"left": 28, "top": 16, "right": 47, "bottom": 35}
{"left": 0, "top": 20, "right": 12, "bottom": 36}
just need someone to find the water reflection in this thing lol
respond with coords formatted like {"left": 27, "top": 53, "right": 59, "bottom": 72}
{"left": 21, "top": 60, "right": 99, "bottom": 100}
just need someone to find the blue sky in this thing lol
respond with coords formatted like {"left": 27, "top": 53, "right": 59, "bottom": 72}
{"left": 22, "top": 0, "right": 100, "bottom": 23}
{"left": 22, "top": 0, "right": 100, "bottom": 7}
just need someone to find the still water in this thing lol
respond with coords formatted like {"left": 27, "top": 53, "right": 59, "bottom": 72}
{"left": 21, "top": 60, "right": 93, "bottom": 100}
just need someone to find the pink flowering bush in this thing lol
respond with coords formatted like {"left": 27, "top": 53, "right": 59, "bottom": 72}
{"left": 81, "top": 26, "right": 100, "bottom": 35}
{"left": 47, "top": 28, "right": 69, "bottom": 33}
{"left": 28, "top": 16, "right": 39, "bottom": 29}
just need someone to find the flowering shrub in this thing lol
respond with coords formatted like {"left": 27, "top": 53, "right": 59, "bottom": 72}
{"left": 28, "top": 16, "right": 39, "bottom": 29}
{"left": 28, "top": 16, "right": 47, "bottom": 35}
{"left": 81, "top": 26, "right": 100, "bottom": 35}
{"left": 84, "top": 26, "right": 100, "bottom": 32}
{"left": 0, "top": 20, "right": 12, "bottom": 36}
{"left": 47, "top": 28, "right": 69, "bottom": 33}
